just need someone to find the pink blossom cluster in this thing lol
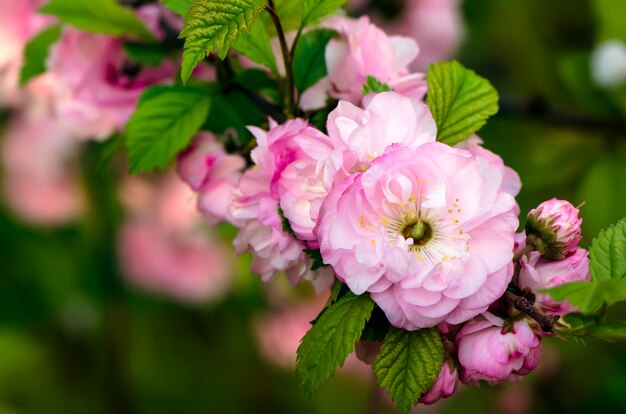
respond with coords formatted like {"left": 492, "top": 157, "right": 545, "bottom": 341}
{"left": 177, "top": 14, "right": 590, "bottom": 400}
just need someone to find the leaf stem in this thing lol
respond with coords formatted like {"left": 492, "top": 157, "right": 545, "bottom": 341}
{"left": 266, "top": 0, "right": 295, "bottom": 117}
{"left": 502, "top": 291, "right": 559, "bottom": 333}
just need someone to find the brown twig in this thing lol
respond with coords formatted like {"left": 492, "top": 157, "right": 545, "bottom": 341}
{"left": 502, "top": 291, "right": 559, "bottom": 333}
{"left": 265, "top": 0, "right": 295, "bottom": 117}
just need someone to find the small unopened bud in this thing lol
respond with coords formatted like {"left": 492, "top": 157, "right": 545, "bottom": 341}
{"left": 525, "top": 198, "right": 582, "bottom": 259}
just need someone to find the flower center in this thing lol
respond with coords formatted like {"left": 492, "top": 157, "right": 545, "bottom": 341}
{"left": 401, "top": 220, "right": 433, "bottom": 247}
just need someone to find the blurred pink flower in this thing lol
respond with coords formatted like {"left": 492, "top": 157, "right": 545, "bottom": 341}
{"left": 254, "top": 292, "right": 369, "bottom": 376}
{"left": 316, "top": 143, "right": 519, "bottom": 330}
{"left": 177, "top": 132, "right": 246, "bottom": 225}
{"left": 118, "top": 176, "right": 232, "bottom": 303}
{"left": 301, "top": 16, "right": 426, "bottom": 109}
{"left": 0, "top": 0, "right": 52, "bottom": 105}
{"left": 456, "top": 315, "right": 541, "bottom": 385}
{"left": 47, "top": 6, "right": 176, "bottom": 140}
{"left": 519, "top": 248, "right": 590, "bottom": 316}
{"left": 1, "top": 111, "right": 81, "bottom": 225}
{"left": 388, "top": 0, "right": 465, "bottom": 71}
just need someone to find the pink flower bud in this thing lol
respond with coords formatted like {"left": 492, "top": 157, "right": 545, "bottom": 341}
{"left": 519, "top": 248, "right": 590, "bottom": 316}
{"left": 456, "top": 316, "right": 541, "bottom": 385}
{"left": 525, "top": 198, "right": 583, "bottom": 259}
{"left": 421, "top": 361, "right": 459, "bottom": 405}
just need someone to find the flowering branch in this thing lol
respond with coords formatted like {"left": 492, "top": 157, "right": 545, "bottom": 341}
{"left": 265, "top": 0, "right": 296, "bottom": 117}
{"left": 502, "top": 290, "right": 559, "bottom": 333}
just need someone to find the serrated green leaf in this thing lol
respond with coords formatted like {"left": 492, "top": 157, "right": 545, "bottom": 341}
{"left": 301, "top": 0, "right": 347, "bottom": 27}
{"left": 180, "top": 0, "right": 268, "bottom": 83}
{"left": 542, "top": 277, "right": 626, "bottom": 314}
{"left": 161, "top": 0, "right": 192, "bottom": 16}
{"left": 124, "top": 42, "right": 169, "bottom": 67}
{"left": 19, "top": 25, "right": 62, "bottom": 86}
{"left": 296, "top": 292, "right": 375, "bottom": 397}
{"left": 373, "top": 328, "right": 444, "bottom": 414}
{"left": 234, "top": 19, "right": 278, "bottom": 74}
{"left": 293, "top": 29, "right": 335, "bottom": 93}
{"left": 126, "top": 85, "right": 211, "bottom": 173}
{"left": 563, "top": 314, "right": 626, "bottom": 342}
{"left": 362, "top": 75, "right": 393, "bottom": 95}
{"left": 40, "top": 0, "right": 154, "bottom": 42}
{"left": 426, "top": 60, "right": 499, "bottom": 146}
{"left": 590, "top": 218, "right": 626, "bottom": 281}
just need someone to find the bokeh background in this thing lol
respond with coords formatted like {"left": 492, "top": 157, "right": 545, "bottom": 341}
{"left": 2, "top": 0, "right": 626, "bottom": 413}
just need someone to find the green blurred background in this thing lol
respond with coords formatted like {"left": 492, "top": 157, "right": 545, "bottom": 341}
{"left": 2, "top": 0, "right": 626, "bottom": 413}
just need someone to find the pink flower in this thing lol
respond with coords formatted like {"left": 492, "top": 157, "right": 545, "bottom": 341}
{"left": 230, "top": 119, "right": 335, "bottom": 293}
{"left": 421, "top": 362, "right": 459, "bottom": 405}
{"left": 177, "top": 132, "right": 246, "bottom": 225}
{"left": 525, "top": 198, "right": 583, "bottom": 259}
{"left": 456, "top": 315, "right": 541, "bottom": 385}
{"left": 47, "top": 7, "right": 175, "bottom": 140}
{"left": 456, "top": 136, "right": 521, "bottom": 199}
{"left": 301, "top": 16, "right": 426, "bottom": 109}
{"left": 519, "top": 248, "right": 590, "bottom": 316}
{"left": 118, "top": 176, "right": 232, "bottom": 303}
{"left": 326, "top": 91, "right": 437, "bottom": 173}
{"left": 388, "top": 0, "right": 465, "bottom": 71}
{"left": 1, "top": 112, "right": 82, "bottom": 225}
{"left": 0, "top": 0, "right": 52, "bottom": 105}
{"left": 316, "top": 143, "right": 519, "bottom": 330}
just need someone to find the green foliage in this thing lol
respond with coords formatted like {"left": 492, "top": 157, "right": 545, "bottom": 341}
{"left": 592, "top": 0, "right": 626, "bottom": 43}
{"left": 426, "top": 61, "right": 499, "bottom": 146}
{"left": 590, "top": 218, "right": 626, "bottom": 281}
{"left": 124, "top": 42, "right": 169, "bottom": 67}
{"left": 161, "top": 0, "right": 192, "bottom": 16}
{"left": 234, "top": 19, "right": 278, "bottom": 74}
{"left": 373, "top": 328, "right": 444, "bottom": 414}
{"left": 300, "top": 0, "right": 347, "bottom": 27}
{"left": 293, "top": 29, "right": 335, "bottom": 94}
{"left": 19, "top": 25, "right": 62, "bottom": 86}
{"left": 296, "top": 292, "right": 375, "bottom": 397}
{"left": 180, "top": 0, "right": 268, "bottom": 83}
{"left": 125, "top": 85, "right": 211, "bottom": 173}
{"left": 360, "top": 306, "right": 391, "bottom": 342}
{"left": 362, "top": 76, "right": 393, "bottom": 95}
{"left": 40, "top": 0, "right": 154, "bottom": 41}
{"left": 563, "top": 314, "right": 626, "bottom": 342}
{"left": 542, "top": 278, "right": 626, "bottom": 314}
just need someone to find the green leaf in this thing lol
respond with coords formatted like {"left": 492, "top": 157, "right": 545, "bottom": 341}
{"left": 563, "top": 314, "right": 626, "bottom": 342}
{"left": 40, "top": 0, "right": 154, "bottom": 42}
{"left": 296, "top": 292, "right": 375, "bottom": 397}
{"left": 360, "top": 306, "right": 391, "bottom": 342}
{"left": 362, "top": 75, "right": 393, "bottom": 95}
{"left": 426, "top": 60, "right": 499, "bottom": 146}
{"left": 234, "top": 19, "right": 278, "bottom": 74}
{"left": 293, "top": 29, "right": 335, "bottom": 93}
{"left": 124, "top": 42, "right": 169, "bottom": 67}
{"left": 161, "top": 0, "right": 192, "bottom": 16}
{"left": 19, "top": 25, "right": 62, "bottom": 86}
{"left": 126, "top": 85, "right": 211, "bottom": 173}
{"left": 542, "top": 278, "right": 626, "bottom": 314}
{"left": 180, "top": 0, "right": 268, "bottom": 83}
{"left": 373, "top": 328, "right": 444, "bottom": 414}
{"left": 589, "top": 218, "right": 626, "bottom": 281}
{"left": 301, "top": 0, "right": 347, "bottom": 27}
